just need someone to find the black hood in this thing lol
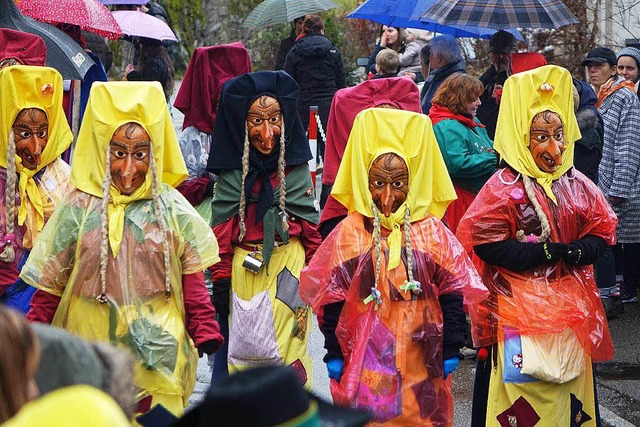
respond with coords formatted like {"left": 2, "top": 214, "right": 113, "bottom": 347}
{"left": 294, "top": 33, "right": 335, "bottom": 58}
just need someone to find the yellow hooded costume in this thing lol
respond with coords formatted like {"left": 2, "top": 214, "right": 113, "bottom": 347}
{"left": 0, "top": 65, "right": 72, "bottom": 251}
{"left": 331, "top": 108, "right": 457, "bottom": 271}
{"left": 493, "top": 64, "right": 580, "bottom": 204}
{"left": 21, "top": 82, "right": 220, "bottom": 417}
{"left": 457, "top": 65, "right": 617, "bottom": 427}
{"left": 301, "top": 109, "right": 487, "bottom": 426}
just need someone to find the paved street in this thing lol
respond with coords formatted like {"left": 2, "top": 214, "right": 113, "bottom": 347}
{"left": 171, "top": 82, "right": 640, "bottom": 426}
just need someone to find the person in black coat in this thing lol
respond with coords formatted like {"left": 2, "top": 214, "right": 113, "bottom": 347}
{"left": 283, "top": 14, "right": 346, "bottom": 162}
{"left": 275, "top": 16, "right": 305, "bottom": 70}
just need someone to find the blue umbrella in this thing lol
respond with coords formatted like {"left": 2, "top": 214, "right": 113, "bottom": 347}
{"left": 348, "top": 0, "right": 522, "bottom": 39}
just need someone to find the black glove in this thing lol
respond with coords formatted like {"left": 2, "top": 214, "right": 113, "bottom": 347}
{"left": 541, "top": 242, "right": 569, "bottom": 263}
{"left": 211, "top": 278, "right": 231, "bottom": 317}
{"left": 198, "top": 339, "right": 221, "bottom": 357}
{"left": 565, "top": 243, "right": 583, "bottom": 264}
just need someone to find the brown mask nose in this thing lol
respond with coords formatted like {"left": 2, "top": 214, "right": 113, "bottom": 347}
{"left": 121, "top": 156, "right": 135, "bottom": 189}
{"left": 550, "top": 140, "right": 563, "bottom": 166}
{"left": 260, "top": 122, "right": 274, "bottom": 150}
{"left": 381, "top": 184, "right": 394, "bottom": 217}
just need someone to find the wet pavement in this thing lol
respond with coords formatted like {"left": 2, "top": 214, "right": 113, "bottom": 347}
{"left": 171, "top": 82, "right": 640, "bottom": 425}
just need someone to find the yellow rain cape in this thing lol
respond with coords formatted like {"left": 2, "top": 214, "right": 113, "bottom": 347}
{"left": 494, "top": 65, "right": 581, "bottom": 204}
{"left": 71, "top": 81, "right": 188, "bottom": 257}
{"left": 0, "top": 65, "right": 72, "bottom": 233}
{"left": 331, "top": 108, "right": 456, "bottom": 270}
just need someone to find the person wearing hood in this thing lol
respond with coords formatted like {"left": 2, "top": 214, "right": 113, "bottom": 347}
{"left": 617, "top": 47, "right": 640, "bottom": 100}
{"left": 318, "top": 77, "right": 421, "bottom": 238}
{"left": 582, "top": 47, "right": 640, "bottom": 305}
{"left": 397, "top": 28, "right": 430, "bottom": 82}
{"left": 173, "top": 42, "right": 251, "bottom": 213}
{"left": 420, "top": 35, "right": 466, "bottom": 115}
{"left": 0, "top": 28, "right": 46, "bottom": 69}
{"left": 207, "top": 71, "right": 321, "bottom": 385}
{"left": 300, "top": 108, "right": 487, "bottom": 426}
{"left": 457, "top": 65, "right": 617, "bottom": 426}
{"left": 22, "top": 81, "right": 223, "bottom": 419}
{"left": 283, "top": 14, "right": 346, "bottom": 162}
{"left": 0, "top": 65, "right": 73, "bottom": 314}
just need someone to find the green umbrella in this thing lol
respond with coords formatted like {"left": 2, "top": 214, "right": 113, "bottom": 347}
{"left": 242, "top": 0, "right": 338, "bottom": 29}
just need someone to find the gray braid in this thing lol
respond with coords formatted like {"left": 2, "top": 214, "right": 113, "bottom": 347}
{"left": 403, "top": 206, "right": 415, "bottom": 284}
{"left": 238, "top": 125, "right": 251, "bottom": 242}
{"left": 516, "top": 175, "right": 551, "bottom": 243}
{"left": 277, "top": 120, "right": 288, "bottom": 234}
{"left": 0, "top": 131, "right": 17, "bottom": 263}
{"left": 149, "top": 144, "right": 172, "bottom": 301}
{"left": 97, "top": 144, "right": 112, "bottom": 304}
{"left": 372, "top": 204, "right": 382, "bottom": 291}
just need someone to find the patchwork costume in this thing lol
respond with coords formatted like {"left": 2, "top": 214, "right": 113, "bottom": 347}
{"left": 23, "top": 82, "right": 222, "bottom": 418}
{"left": 208, "top": 71, "right": 321, "bottom": 384}
{"left": 457, "top": 66, "right": 617, "bottom": 426}
{"left": 300, "top": 109, "right": 488, "bottom": 426}
{"left": 0, "top": 65, "right": 72, "bottom": 312}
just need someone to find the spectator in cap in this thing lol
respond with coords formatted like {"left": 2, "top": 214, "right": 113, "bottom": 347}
{"left": 476, "top": 30, "right": 516, "bottom": 140}
{"left": 617, "top": 47, "right": 640, "bottom": 100}
{"left": 582, "top": 46, "right": 640, "bottom": 305}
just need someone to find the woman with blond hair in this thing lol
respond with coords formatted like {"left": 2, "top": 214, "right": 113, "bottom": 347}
{"left": 429, "top": 73, "right": 497, "bottom": 234}
{"left": 0, "top": 306, "right": 40, "bottom": 423}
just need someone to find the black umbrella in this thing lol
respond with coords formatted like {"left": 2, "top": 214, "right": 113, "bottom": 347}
{"left": 0, "top": 0, "right": 93, "bottom": 79}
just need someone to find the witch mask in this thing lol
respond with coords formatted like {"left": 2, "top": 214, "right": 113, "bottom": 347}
{"left": 110, "top": 123, "right": 151, "bottom": 196}
{"left": 529, "top": 110, "right": 564, "bottom": 173}
{"left": 13, "top": 108, "right": 49, "bottom": 170}
{"left": 368, "top": 153, "right": 409, "bottom": 217}
{"left": 247, "top": 95, "right": 282, "bottom": 156}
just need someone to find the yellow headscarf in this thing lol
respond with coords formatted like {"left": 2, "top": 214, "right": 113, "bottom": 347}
{"left": 71, "top": 81, "right": 188, "bottom": 257}
{"left": 494, "top": 65, "right": 581, "bottom": 204}
{"left": 0, "top": 65, "right": 72, "bottom": 232}
{"left": 331, "top": 108, "right": 456, "bottom": 270}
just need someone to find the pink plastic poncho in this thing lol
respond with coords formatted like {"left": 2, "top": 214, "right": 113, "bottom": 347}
{"left": 300, "top": 213, "right": 488, "bottom": 426}
{"left": 457, "top": 168, "right": 617, "bottom": 361}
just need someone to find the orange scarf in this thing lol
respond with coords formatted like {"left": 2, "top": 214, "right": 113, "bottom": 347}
{"left": 596, "top": 77, "right": 637, "bottom": 108}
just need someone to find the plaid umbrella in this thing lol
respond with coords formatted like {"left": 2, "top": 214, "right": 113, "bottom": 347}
{"left": 421, "top": 0, "right": 579, "bottom": 30}
{"left": 242, "top": 0, "right": 338, "bottom": 29}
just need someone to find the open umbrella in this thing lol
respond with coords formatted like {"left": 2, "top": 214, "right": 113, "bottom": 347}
{"left": 0, "top": 0, "right": 93, "bottom": 79}
{"left": 348, "top": 0, "right": 522, "bottom": 39}
{"left": 242, "top": 0, "right": 338, "bottom": 29}
{"left": 17, "top": 0, "right": 123, "bottom": 40}
{"left": 101, "top": 0, "right": 148, "bottom": 4}
{"left": 421, "top": 0, "right": 579, "bottom": 30}
{"left": 111, "top": 10, "right": 177, "bottom": 41}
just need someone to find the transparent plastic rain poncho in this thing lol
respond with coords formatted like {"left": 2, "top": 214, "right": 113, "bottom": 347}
{"left": 299, "top": 109, "right": 488, "bottom": 426}
{"left": 457, "top": 66, "right": 618, "bottom": 362}
{"left": 20, "top": 81, "right": 218, "bottom": 404}
{"left": 300, "top": 213, "right": 488, "bottom": 426}
{"left": 21, "top": 186, "right": 219, "bottom": 401}
{"left": 456, "top": 169, "right": 617, "bottom": 362}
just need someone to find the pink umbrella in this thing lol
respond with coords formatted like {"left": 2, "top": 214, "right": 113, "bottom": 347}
{"left": 111, "top": 10, "right": 177, "bottom": 42}
{"left": 17, "top": 0, "right": 123, "bottom": 40}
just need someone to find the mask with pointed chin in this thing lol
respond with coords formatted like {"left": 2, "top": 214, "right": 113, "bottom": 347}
{"left": 13, "top": 108, "right": 49, "bottom": 170}
{"left": 368, "top": 153, "right": 409, "bottom": 217}
{"left": 529, "top": 111, "right": 565, "bottom": 173}
{"left": 110, "top": 123, "right": 151, "bottom": 195}
{"left": 247, "top": 95, "right": 282, "bottom": 156}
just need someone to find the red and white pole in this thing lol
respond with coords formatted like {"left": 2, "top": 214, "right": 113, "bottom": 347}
{"left": 308, "top": 106, "right": 318, "bottom": 188}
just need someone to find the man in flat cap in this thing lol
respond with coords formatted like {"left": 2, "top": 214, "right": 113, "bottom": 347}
{"left": 476, "top": 30, "right": 516, "bottom": 140}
